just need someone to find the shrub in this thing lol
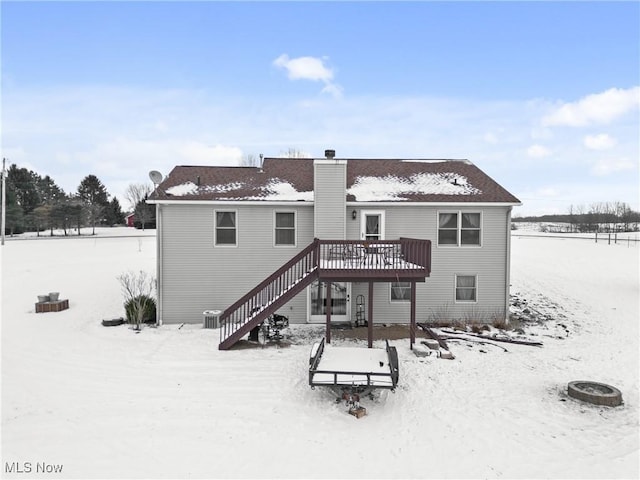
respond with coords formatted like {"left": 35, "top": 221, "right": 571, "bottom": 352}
{"left": 492, "top": 317, "right": 508, "bottom": 330}
{"left": 124, "top": 295, "right": 156, "bottom": 324}
{"left": 117, "top": 270, "right": 156, "bottom": 331}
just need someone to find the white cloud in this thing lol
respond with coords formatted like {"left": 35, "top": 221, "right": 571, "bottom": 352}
{"left": 273, "top": 54, "right": 342, "bottom": 98}
{"left": 320, "top": 83, "right": 344, "bottom": 98}
{"left": 583, "top": 133, "right": 617, "bottom": 150}
{"left": 527, "top": 144, "right": 551, "bottom": 158}
{"left": 590, "top": 157, "right": 636, "bottom": 176}
{"left": 273, "top": 54, "right": 333, "bottom": 82}
{"left": 542, "top": 86, "right": 640, "bottom": 127}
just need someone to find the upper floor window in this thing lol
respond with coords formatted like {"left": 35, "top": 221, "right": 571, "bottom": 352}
{"left": 215, "top": 211, "right": 236, "bottom": 246}
{"left": 275, "top": 212, "right": 296, "bottom": 246}
{"left": 438, "top": 212, "right": 481, "bottom": 246}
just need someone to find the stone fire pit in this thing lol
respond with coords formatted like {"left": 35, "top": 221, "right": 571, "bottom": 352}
{"left": 568, "top": 381, "right": 623, "bottom": 407}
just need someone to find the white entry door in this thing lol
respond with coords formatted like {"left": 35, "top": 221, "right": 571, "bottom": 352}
{"left": 308, "top": 281, "right": 350, "bottom": 323}
{"left": 360, "top": 210, "right": 385, "bottom": 241}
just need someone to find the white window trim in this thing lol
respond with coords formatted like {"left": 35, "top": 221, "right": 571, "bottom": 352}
{"left": 389, "top": 281, "right": 412, "bottom": 303}
{"left": 437, "top": 210, "right": 483, "bottom": 248}
{"left": 214, "top": 209, "right": 238, "bottom": 247}
{"left": 360, "top": 210, "right": 386, "bottom": 241}
{"left": 273, "top": 210, "right": 297, "bottom": 247}
{"left": 454, "top": 274, "right": 478, "bottom": 304}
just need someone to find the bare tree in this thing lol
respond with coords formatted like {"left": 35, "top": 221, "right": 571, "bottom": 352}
{"left": 124, "top": 183, "right": 153, "bottom": 230}
{"left": 241, "top": 154, "right": 259, "bottom": 167}
{"left": 568, "top": 204, "right": 576, "bottom": 233}
{"left": 280, "top": 148, "right": 311, "bottom": 158}
{"left": 617, "top": 202, "right": 633, "bottom": 232}
{"left": 124, "top": 183, "right": 152, "bottom": 211}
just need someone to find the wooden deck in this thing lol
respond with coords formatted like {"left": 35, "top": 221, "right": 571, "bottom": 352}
{"left": 219, "top": 238, "right": 431, "bottom": 350}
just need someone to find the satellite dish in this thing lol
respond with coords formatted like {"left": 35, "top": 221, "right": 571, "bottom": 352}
{"left": 149, "top": 170, "right": 164, "bottom": 184}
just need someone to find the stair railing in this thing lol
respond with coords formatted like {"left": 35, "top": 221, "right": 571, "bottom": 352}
{"left": 219, "top": 239, "right": 319, "bottom": 349}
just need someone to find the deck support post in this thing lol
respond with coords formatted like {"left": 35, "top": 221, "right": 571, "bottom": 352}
{"left": 410, "top": 281, "right": 417, "bottom": 350}
{"left": 368, "top": 282, "right": 374, "bottom": 348}
{"left": 325, "top": 282, "right": 331, "bottom": 344}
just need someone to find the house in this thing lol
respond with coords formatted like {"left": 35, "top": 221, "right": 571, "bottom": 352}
{"left": 148, "top": 150, "right": 521, "bottom": 350}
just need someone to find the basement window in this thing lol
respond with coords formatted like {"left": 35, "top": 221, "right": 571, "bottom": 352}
{"left": 455, "top": 275, "right": 477, "bottom": 302}
{"left": 390, "top": 282, "right": 412, "bottom": 302}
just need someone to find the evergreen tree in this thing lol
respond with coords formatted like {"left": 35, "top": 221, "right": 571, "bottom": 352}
{"left": 105, "top": 197, "right": 125, "bottom": 225}
{"left": 7, "top": 165, "right": 41, "bottom": 213}
{"left": 77, "top": 175, "right": 109, "bottom": 234}
{"left": 31, "top": 175, "right": 66, "bottom": 234}
{"left": 37, "top": 175, "right": 66, "bottom": 204}
{"left": 2, "top": 186, "right": 25, "bottom": 236}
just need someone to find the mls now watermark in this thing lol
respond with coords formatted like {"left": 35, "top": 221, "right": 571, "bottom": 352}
{"left": 5, "top": 461, "right": 64, "bottom": 474}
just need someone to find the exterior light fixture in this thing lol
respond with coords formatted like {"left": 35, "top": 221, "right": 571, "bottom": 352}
{"left": 352, "top": 210, "right": 357, "bottom": 220}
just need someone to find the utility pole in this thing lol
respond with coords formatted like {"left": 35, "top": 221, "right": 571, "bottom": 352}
{"left": 1, "top": 157, "right": 6, "bottom": 246}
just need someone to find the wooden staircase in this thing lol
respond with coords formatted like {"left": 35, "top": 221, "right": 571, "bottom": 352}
{"left": 218, "top": 240, "right": 320, "bottom": 350}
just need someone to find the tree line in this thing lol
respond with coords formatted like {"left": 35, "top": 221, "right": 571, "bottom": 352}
{"left": 1, "top": 163, "right": 155, "bottom": 236}
{"left": 513, "top": 201, "right": 640, "bottom": 233}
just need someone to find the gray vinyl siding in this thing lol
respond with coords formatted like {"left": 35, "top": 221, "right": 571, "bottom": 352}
{"left": 158, "top": 203, "right": 314, "bottom": 325}
{"left": 158, "top": 202, "right": 511, "bottom": 326}
{"left": 314, "top": 162, "right": 346, "bottom": 239}
{"left": 347, "top": 205, "right": 510, "bottom": 324}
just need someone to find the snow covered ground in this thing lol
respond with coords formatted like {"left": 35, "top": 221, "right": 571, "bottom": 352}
{"left": 1, "top": 229, "right": 638, "bottom": 479}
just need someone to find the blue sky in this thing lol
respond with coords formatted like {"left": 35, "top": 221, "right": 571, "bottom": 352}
{"left": 2, "top": 1, "right": 639, "bottom": 215}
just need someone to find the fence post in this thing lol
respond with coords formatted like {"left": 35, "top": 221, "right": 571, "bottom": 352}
{"left": 608, "top": 233, "right": 611, "bottom": 245}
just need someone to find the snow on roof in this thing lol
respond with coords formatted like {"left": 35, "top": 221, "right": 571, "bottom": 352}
{"left": 347, "top": 173, "right": 481, "bottom": 201}
{"left": 245, "top": 180, "right": 313, "bottom": 201}
{"left": 165, "top": 181, "right": 199, "bottom": 196}
{"left": 167, "top": 179, "right": 313, "bottom": 201}
{"left": 167, "top": 181, "right": 249, "bottom": 197}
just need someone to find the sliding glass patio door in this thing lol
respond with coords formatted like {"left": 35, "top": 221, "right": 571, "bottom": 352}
{"left": 308, "top": 280, "right": 350, "bottom": 323}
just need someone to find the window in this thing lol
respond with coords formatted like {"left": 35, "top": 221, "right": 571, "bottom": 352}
{"left": 438, "top": 212, "right": 481, "bottom": 246}
{"left": 438, "top": 213, "right": 458, "bottom": 245}
{"left": 390, "top": 282, "right": 412, "bottom": 302}
{"left": 461, "top": 213, "right": 481, "bottom": 245}
{"left": 455, "top": 275, "right": 477, "bottom": 302}
{"left": 275, "top": 212, "right": 296, "bottom": 246}
{"left": 215, "top": 211, "right": 236, "bottom": 245}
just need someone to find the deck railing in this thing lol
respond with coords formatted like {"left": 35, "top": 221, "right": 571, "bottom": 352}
{"left": 218, "top": 238, "right": 431, "bottom": 350}
{"left": 317, "top": 238, "right": 431, "bottom": 276}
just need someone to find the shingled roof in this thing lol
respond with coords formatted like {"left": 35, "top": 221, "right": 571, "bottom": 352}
{"left": 149, "top": 158, "right": 521, "bottom": 204}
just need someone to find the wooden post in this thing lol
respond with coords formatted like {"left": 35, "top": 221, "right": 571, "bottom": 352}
{"left": 326, "top": 282, "right": 331, "bottom": 344}
{"left": 368, "top": 282, "right": 374, "bottom": 348}
{"left": 410, "top": 282, "right": 416, "bottom": 350}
